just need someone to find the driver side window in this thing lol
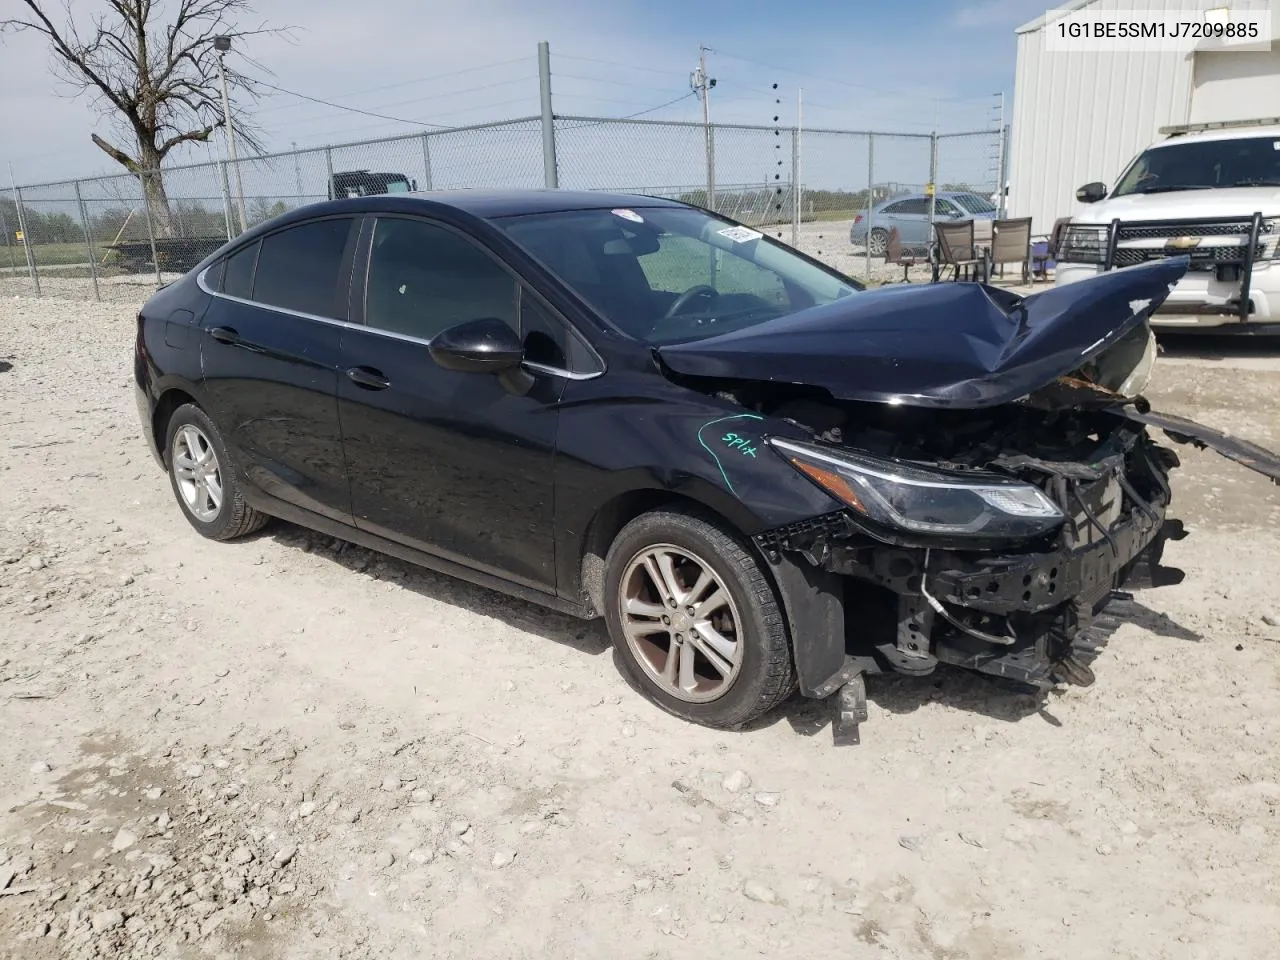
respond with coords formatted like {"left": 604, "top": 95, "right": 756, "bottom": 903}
{"left": 364, "top": 217, "right": 518, "bottom": 341}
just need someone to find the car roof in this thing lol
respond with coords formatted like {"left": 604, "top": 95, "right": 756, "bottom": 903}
{"left": 877, "top": 190, "right": 984, "bottom": 203}
{"left": 398, "top": 188, "right": 688, "bottom": 219}
{"left": 1154, "top": 125, "right": 1280, "bottom": 148}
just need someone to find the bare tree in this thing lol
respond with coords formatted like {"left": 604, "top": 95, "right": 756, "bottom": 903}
{"left": 2, "top": 1, "right": 290, "bottom": 236}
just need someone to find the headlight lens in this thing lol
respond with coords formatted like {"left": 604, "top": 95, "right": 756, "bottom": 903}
{"left": 1259, "top": 217, "right": 1280, "bottom": 260}
{"left": 1058, "top": 223, "right": 1108, "bottom": 264}
{"left": 770, "top": 438, "right": 1065, "bottom": 540}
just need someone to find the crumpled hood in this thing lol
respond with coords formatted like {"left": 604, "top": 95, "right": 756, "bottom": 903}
{"left": 656, "top": 257, "right": 1188, "bottom": 409}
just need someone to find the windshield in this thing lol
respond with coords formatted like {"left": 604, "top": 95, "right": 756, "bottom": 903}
{"left": 954, "top": 193, "right": 996, "bottom": 214}
{"left": 1114, "top": 135, "right": 1280, "bottom": 195}
{"left": 495, "top": 206, "right": 860, "bottom": 344}
{"left": 384, "top": 180, "right": 412, "bottom": 193}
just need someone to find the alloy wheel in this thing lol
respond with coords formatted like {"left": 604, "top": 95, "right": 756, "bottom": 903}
{"left": 618, "top": 543, "right": 744, "bottom": 703}
{"left": 171, "top": 424, "right": 224, "bottom": 523}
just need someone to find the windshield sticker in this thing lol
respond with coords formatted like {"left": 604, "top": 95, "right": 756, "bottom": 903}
{"left": 611, "top": 208, "right": 645, "bottom": 223}
{"left": 717, "top": 225, "right": 763, "bottom": 243}
{"left": 697, "top": 413, "right": 765, "bottom": 496}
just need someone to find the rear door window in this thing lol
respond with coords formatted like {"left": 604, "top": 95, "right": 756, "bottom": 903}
{"left": 251, "top": 218, "right": 355, "bottom": 320}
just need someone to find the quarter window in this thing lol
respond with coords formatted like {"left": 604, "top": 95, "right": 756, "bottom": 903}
{"left": 364, "top": 217, "right": 518, "bottom": 341}
{"left": 251, "top": 218, "right": 353, "bottom": 319}
{"left": 222, "top": 241, "right": 259, "bottom": 299}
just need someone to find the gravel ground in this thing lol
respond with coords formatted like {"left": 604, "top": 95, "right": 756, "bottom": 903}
{"left": 2, "top": 255, "right": 1279, "bottom": 959}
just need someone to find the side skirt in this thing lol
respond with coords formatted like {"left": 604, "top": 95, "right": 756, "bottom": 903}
{"left": 244, "top": 490, "right": 594, "bottom": 621}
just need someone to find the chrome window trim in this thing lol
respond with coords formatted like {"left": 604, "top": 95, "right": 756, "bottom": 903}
{"left": 195, "top": 264, "right": 603, "bottom": 381}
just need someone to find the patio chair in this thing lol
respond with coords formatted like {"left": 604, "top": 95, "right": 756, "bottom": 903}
{"left": 932, "top": 219, "right": 988, "bottom": 282}
{"left": 990, "top": 217, "right": 1033, "bottom": 284}
{"left": 1031, "top": 216, "right": 1071, "bottom": 282}
{"left": 884, "top": 226, "right": 931, "bottom": 282}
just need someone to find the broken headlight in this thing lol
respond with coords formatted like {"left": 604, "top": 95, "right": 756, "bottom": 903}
{"left": 770, "top": 438, "right": 1065, "bottom": 540}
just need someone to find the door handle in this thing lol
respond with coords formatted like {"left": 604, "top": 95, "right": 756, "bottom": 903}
{"left": 346, "top": 366, "right": 390, "bottom": 390}
{"left": 208, "top": 326, "right": 265, "bottom": 353}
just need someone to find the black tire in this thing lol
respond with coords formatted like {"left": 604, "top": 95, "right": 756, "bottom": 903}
{"left": 602, "top": 507, "right": 795, "bottom": 729}
{"left": 163, "top": 402, "right": 268, "bottom": 541}
{"left": 868, "top": 227, "right": 889, "bottom": 256}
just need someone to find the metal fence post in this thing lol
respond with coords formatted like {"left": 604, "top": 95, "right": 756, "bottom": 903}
{"left": 927, "top": 131, "right": 938, "bottom": 244}
{"left": 538, "top": 41, "right": 559, "bottom": 188}
{"left": 12, "top": 183, "right": 40, "bottom": 297}
{"left": 73, "top": 180, "right": 100, "bottom": 302}
{"left": 218, "top": 161, "right": 234, "bottom": 239}
{"left": 790, "top": 127, "right": 800, "bottom": 246}
{"left": 324, "top": 147, "right": 334, "bottom": 200}
{"left": 421, "top": 133, "right": 434, "bottom": 191}
{"left": 865, "top": 134, "right": 874, "bottom": 280}
{"left": 0, "top": 203, "right": 17, "bottom": 273}
{"left": 996, "top": 124, "right": 1009, "bottom": 218}
{"left": 139, "top": 171, "right": 163, "bottom": 288}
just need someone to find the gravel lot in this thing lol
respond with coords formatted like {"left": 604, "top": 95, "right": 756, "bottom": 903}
{"left": 2, "top": 242, "right": 1279, "bottom": 959}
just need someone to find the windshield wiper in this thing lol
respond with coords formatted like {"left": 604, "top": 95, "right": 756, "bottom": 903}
{"left": 1231, "top": 179, "right": 1280, "bottom": 187}
{"left": 1131, "top": 184, "right": 1212, "bottom": 194}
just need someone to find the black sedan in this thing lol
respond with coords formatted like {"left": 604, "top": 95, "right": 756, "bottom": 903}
{"left": 134, "top": 189, "right": 1280, "bottom": 743}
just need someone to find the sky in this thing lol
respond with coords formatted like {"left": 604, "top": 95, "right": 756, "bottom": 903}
{"left": 0, "top": 0, "right": 1048, "bottom": 200}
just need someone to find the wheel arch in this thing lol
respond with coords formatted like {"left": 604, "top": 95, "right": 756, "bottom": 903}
{"left": 577, "top": 487, "right": 851, "bottom": 702}
{"left": 578, "top": 489, "right": 754, "bottom": 617}
{"left": 150, "top": 386, "right": 201, "bottom": 465}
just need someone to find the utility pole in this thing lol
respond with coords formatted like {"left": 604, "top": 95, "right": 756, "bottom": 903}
{"left": 691, "top": 46, "right": 716, "bottom": 210}
{"left": 214, "top": 36, "right": 248, "bottom": 234}
{"left": 538, "top": 41, "right": 558, "bottom": 189}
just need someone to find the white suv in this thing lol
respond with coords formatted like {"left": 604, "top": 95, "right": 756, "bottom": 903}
{"left": 1054, "top": 120, "right": 1280, "bottom": 332}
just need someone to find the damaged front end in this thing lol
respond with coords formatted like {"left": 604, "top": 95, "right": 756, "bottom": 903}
{"left": 655, "top": 256, "right": 1280, "bottom": 743}
{"left": 754, "top": 402, "right": 1183, "bottom": 693}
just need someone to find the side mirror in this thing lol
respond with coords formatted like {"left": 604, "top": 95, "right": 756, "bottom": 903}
{"left": 429, "top": 318, "right": 523, "bottom": 374}
{"left": 1076, "top": 181, "right": 1108, "bottom": 203}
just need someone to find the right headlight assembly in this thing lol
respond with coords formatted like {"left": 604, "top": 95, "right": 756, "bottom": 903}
{"left": 770, "top": 437, "right": 1065, "bottom": 542}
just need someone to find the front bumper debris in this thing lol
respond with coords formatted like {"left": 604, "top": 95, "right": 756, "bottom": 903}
{"left": 754, "top": 426, "right": 1188, "bottom": 745}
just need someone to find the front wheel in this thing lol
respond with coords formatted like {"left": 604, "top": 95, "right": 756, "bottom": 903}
{"left": 602, "top": 508, "right": 795, "bottom": 729}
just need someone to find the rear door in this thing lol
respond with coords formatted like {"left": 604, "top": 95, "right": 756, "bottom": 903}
{"left": 881, "top": 198, "right": 930, "bottom": 243}
{"left": 336, "top": 214, "right": 580, "bottom": 591}
{"left": 198, "top": 215, "right": 358, "bottom": 523}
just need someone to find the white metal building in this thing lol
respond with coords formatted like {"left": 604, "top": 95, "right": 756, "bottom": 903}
{"left": 1007, "top": 0, "right": 1280, "bottom": 233}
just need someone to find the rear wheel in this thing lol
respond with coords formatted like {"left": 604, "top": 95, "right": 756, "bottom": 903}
{"left": 868, "top": 227, "right": 889, "bottom": 256}
{"left": 164, "top": 403, "right": 268, "bottom": 541}
{"left": 602, "top": 508, "right": 795, "bottom": 729}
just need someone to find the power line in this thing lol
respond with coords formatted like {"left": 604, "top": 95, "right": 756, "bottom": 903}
{"left": 553, "top": 54, "right": 689, "bottom": 77}
{"left": 710, "top": 49, "right": 1000, "bottom": 105}
{"left": 554, "top": 90, "right": 691, "bottom": 109}
{"left": 558, "top": 91, "right": 698, "bottom": 129}
{"left": 269, "top": 95, "right": 539, "bottom": 144}
{"left": 257, "top": 76, "right": 539, "bottom": 129}
{"left": 252, "top": 79, "right": 459, "bottom": 128}
{"left": 554, "top": 72, "right": 692, "bottom": 95}
{"left": 253, "top": 57, "right": 536, "bottom": 115}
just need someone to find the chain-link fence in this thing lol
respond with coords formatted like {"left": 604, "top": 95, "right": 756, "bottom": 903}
{"left": 1, "top": 116, "right": 1006, "bottom": 302}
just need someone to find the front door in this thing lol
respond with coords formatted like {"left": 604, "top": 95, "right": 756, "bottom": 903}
{"left": 198, "top": 216, "right": 358, "bottom": 523}
{"left": 336, "top": 215, "right": 565, "bottom": 591}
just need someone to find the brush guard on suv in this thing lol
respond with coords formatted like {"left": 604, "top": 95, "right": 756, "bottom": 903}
{"left": 1099, "top": 212, "right": 1267, "bottom": 322}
